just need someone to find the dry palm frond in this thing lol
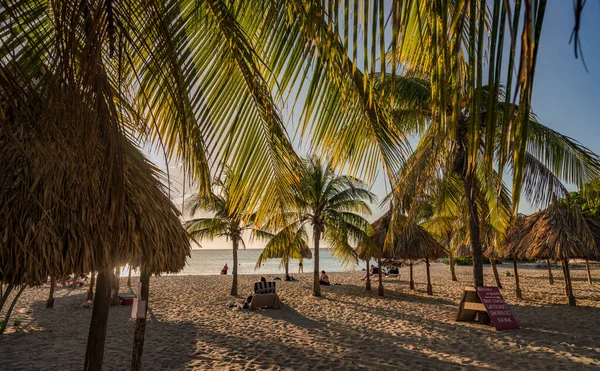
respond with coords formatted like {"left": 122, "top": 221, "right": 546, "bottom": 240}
{"left": 506, "top": 202, "right": 596, "bottom": 261}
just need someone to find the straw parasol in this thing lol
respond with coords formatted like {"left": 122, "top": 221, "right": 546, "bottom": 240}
{"left": 368, "top": 211, "right": 444, "bottom": 295}
{"left": 356, "top": 216, "right": 394, "bottom": 295}
{"left": 506, "top": 202, "right": 596, "bottom": 306}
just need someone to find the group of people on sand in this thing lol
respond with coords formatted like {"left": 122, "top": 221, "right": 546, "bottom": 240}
{"left": 47, "top": 273, "right": 89, "bottom": 288}
{"left": 360, "top": 265, "right": 399, "bottom": 281}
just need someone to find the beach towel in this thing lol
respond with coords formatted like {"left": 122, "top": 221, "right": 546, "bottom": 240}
{"left": 254, "top": 281, "right": 276, "bottom": 294}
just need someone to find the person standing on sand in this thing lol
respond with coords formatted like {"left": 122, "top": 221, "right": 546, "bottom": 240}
{"left": 221, "top": 263, "right": 228, "bottom": 275}
{"left": 298, "top": 261, "right": 304, "bottom": 274}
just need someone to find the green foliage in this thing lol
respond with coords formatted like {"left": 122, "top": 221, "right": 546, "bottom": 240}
{"left": 443, "top": 257, "right": 490, "bottom": 266}
{"left": 13, "top": 318, "right": 22, "bottom": 331}
{"left": 569, "top": 180, "right": 600, "bottom": 219}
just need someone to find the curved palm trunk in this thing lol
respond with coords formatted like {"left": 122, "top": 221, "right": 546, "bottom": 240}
{"left": 448, "top": 250, "right": 457, "bottom": 281}
{"left": 87, "top": 272, "right": 96, "bottom": 301}
{"left": 231, "top": 238, "right": 239, "bottom": 296}
{"left": 426, "top": 258, "right": 433, "bottom": 295}
{"left": 131, "top": 266, "right": 150, "bottom": 370}
{"left": 377, "top": 257, "right": 384, "bottom": 296}
{"left": 491, "top": 260, "right": 503, "bottom": 289}
{"left": 365, "top": 260, "right": 371, "bottom": 291}
{"left": 313, "top": 226, "right": 322, "bottom": 297}
{"left": 409, "top": 263, "right": 415, "bottom": 290}
{"left": 46, "top": 277, "right": 56, "bottom": 308}
{"left": 562, "top": 259, "right": 576, "bottom": 306}
{"left": 0, "top": 285, "right": 26, "bottom": 334}
{"left": 585, "top": 259, "right": 592, "bottom": 285}
{"left": 0, "top": 283, "right": 14, "bottom": 313}
{"left": 84, "top": 271, "right": 112, "bottom": 371}
{"left": 513, "top": 260, "right": 522, "bottom": 300}
{"left": 463, "top": 174, "right": 484, "bottom": 287}
{"left": 546, "top": 259, "right": 554, "bottom": 285}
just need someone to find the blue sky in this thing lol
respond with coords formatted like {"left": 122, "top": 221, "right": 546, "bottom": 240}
{"left": 146, "top": 3, "right": 600, "bottom": 248}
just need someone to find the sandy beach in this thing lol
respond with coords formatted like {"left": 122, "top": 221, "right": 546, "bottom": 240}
{"left": 1, "top": 263, "right": 599, "bottom": 370}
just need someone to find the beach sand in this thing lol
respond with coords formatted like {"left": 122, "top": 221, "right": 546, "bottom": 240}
{"left": 0, "top": 263, "right": 599, "bottom": 370}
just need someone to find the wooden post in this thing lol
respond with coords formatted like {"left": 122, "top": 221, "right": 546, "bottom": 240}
{"left": 365, "top": 260, "right": 371, "bottom": 291}
{"left": 110, "top": 268, "right": 121, "bottom": 306}
{"left": 546, "top": 259, "right": 554, "bottom": 285}
{"left": 131, "top": 267, "right": 150, "bottom": 371}
{"left": 409, "top": 263, "right": 415, "bottom": 290}
{"left": 87, "top": 272, "right": 96, "bottom": 301}
{"left": 46, "top": 277, "right": 56, "bottom": 308}
{"left": 491, "top": 260, "right": 503, "bottom": 289}
{"left": 377, "top": 257, "right": 384, "bottom": 296}
{"left": 426, "top": 258, "right": 433, "bottom": 295}
{"left": 513, "top": 260, "right": 522, "bottom": 300}
{"left": 585, "top": 259, "right": 593, "bottom": 285}
{"left": 0, "top": 285, "right": 26, "bottom": 334}
{"left": 231, "top": 238, "right": 239, "bottom": 296}
{"left": 1, "top": 283, "right": 14, "bottom": 313}
{"left": 83, "top": 271, "right": 112, "bottom": 371}
{"left": 563, "top": 259, "right": 576, "bottom": 306}
{"left": 127, "top": 267, "right": 132, "bottom": 289}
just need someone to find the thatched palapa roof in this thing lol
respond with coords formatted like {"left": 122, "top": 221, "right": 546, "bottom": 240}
{"left": 506, "top": 202, "right": 598, "bottom": 261}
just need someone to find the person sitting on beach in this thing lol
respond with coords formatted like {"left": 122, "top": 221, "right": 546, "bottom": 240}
{"left": 221, "top": 263, "right": 229, "bottom": 275}
{"left": 388, "top": 267, "right": 399, "bottom": 275}
{"left": 319, "top": 271, "right": 330, "bottom": 285}
{"left": 76, "top": 274, "right": 88, "bottom": 287}
{"left": 234, "top": 277, "right": 268, "bottom": 309}
{"left": 285, "top": 274, "right": 297, "bottom": 281}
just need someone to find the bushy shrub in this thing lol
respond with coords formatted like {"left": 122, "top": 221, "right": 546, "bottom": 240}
{"left": 443, "top": 256, "right": 491, "bottom": 265}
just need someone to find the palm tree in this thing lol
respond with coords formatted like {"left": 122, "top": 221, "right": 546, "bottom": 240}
{"left": 185, "top": 173, "right": 254, "bottom": 296}
{"left": 384, "top": 76, "right": 600, "bottom": 286}
{"left": 255, "top": 224, "right": 312, "bottom": 277}
{"left": 277, "top": 156, "right": 375, "bottom": 296}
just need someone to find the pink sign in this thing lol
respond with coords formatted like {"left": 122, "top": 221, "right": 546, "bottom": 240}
{"left": 476, "top": 286, "right": 520, "bottom": 330}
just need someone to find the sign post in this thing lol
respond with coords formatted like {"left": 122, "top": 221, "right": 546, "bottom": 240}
{"left": 456, "top": 286, "right": 519, "bottom": 330}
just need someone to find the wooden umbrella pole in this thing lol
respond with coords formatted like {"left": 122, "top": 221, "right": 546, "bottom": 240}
{"left": 1, "top": 283, "right": 14, "bottom": 313}
{"left": 127, "top": 267, "right": 132, "bottom": 289}
{"left": 46, "top": 277, "right": 56, "bottom": 308}
{"left": 491, "top": 260, "right": 503, "bottom": 289}
{"left": 377, "top": 257, "right": 384, "bottom": 296}
{"left": 0, "top": 285, "right": 26, "bottom": 334}
{"left": 513, "top": 260, "right": 522, "bottom": 299}
{"left": 585, "top": 259, "right": 593, "bottom": 285}
{"left": 563, "top": 259, "right": 576, "bottom": 306}
{"left": 131, "top": 267, "right": 150, "bottom": 371}
{"left": 426, "top": 258, "right": 433, "bottom": 295}
{"left": 409, "top": 263, "right": 415, "bottom": 290}
{"left": 83, "top": 271, "right": 112, "bottom": 371}
{"left": 365, "top": 260, "right": 371, "bottom": 291}
{"left": 547, "top": 259, "right": 554, "bottom": 285}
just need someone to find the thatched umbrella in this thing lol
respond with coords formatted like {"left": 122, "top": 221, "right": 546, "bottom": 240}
{"left": 383, "top": 212, "right": 445, "bottom": 296}
{"left": 356, "top": 214, "right": 396, "bottom": 296}
{"left": 0, "top": 100, "right": 189, "bottom": 368}
{"left": 584, "top": 216, "right": 600, "bottom": 284}
{"left": 506, "top": 202, "right": 597, "bottom": 306}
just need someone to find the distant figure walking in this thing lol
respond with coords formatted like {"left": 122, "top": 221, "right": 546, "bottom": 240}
{"left": 221, "top": 263, "right": 229, "bottom": 275}
{"left": 298, "top": 261, "right": 304, "bottom": 274}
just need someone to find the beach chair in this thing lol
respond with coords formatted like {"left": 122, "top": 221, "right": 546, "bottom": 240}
{"left": 250, "top": 282, "right": 281, "bottom": 310}
{"left": 386, "top": 268, "right": 400, "bottom": 279}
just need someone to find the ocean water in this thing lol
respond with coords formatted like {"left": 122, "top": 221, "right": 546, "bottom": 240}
{"left": 168, "top": 248, "right": 366, "bottom": 276}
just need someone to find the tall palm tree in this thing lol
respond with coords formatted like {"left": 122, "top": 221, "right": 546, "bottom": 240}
{"left": 255, "top": 224, "right": 312, "bottom": 277}
{"left": 185, "top": 173, "right": 254, "bottom": 296}
{"left": 277, "top": 156, "right": 375, "bottom": 296}
{"left": 384, "top": 76, "right": 600, "bottom": 286}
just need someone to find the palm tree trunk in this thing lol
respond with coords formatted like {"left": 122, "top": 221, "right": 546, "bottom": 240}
{"left": 513, "top": 260, "right": 522, "bottom": 300}
{"left": 448, "top": 250, "right": 457, "bottom": 281}
{"left": 110, "top": 268, "right": 121, "bottom": 306}
{"left": 0, "top": 285, "right": 26, "bottom": 334}
{"left": 131, "top": 267, "right": 150, "bottom": 370}
{"left": 87, "top": 272, "right": 96, "bottom": 301}
{"left": 463, "top": 173, "right": 484, "bottom": 287}
{"left": 585, "top": 259, "right": 592, "bottom": 285}
{"left": 491, "top": 260, "right": 503, "bottom": 289}
{"left": 285, "top": 257, "right": 289, "bottom": 277}
{"left": 426, "top": 258, "right": 433, "bottom": 295}
{"left": 377, "top": 257, "right": 384, "bottom": 296}
{"left": 365, "top": 260, "right": 371, "bottom": 291}
{"left": 547, "top": 259, "right": 554, "bottom": 285}
{"left": 562, "top": 259, "right": 576, "bottom": 306}
{"left": 313, "top": 226, "right": 322, "bottom": 297}
{"left": 409, "top": 263, "right": 415, "bottom": 290}
{"left": 83, "top": 271, "right": 112, "bottom": 371}
{"left": 46, "top": 277, "right": 56, "bottom": 308}
{"left": 1, "top": 283, "right": 14, "bottom": 313}
{"left": 231, "top": 238, "right": 239, "bottom": 296}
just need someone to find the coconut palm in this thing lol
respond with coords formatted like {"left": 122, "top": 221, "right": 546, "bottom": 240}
{"left": 277, "top": 156, "right": 375, "bottom": 296}
{"left": 382, "top": 75, "right": 600, "bottom": 287}
{"left": 255, "top": 224, "right": 312, "bottom": 277}
{"left": 185, "top": 173, "right": 255, "bottom": 296}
